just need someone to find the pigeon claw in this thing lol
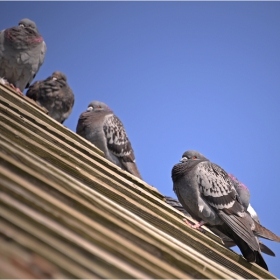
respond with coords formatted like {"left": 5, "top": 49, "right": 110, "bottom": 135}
{"left": 191, "top": 220, "right": 206, "bottom": 232}
{"left": 9, "top": 83, "right": 23, "bottom": 95}
{"left": 182, "top": 218, "right": 205, "bottom": 232}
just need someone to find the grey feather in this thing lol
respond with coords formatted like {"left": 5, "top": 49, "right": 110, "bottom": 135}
{"left": 0, "top": 18, "right": 46, "bottom": 92}
{"left": 26, "top": 71, "right": 74, "bottom": 123}
{"left": 76, "top": 101, "right": 142, "bottom": 179}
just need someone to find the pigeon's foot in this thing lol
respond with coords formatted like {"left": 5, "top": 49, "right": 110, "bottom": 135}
{"left": 191, "top": 220, "right": 206, "bottom": 229}
{"left": 182, "top": 218, "right": 205, "bottom": 232}
{"left": 9, "top": 84, "right": 23, "bottom": 95}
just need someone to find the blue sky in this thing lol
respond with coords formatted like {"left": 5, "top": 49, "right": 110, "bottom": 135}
{"left": 1, "top": 1, "right": 280, "bottom": 277}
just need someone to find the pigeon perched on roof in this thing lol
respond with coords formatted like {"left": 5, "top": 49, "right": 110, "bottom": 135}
{"left": 172, "top": 150, "right": 280, "bottom": 270}
{"left": 0, "top": 18, "right": 46, "bottom": 93}
{"left": 26, "top": 71, "right": 74, "bottom": 123}
{"left": 76, "top": 101, "right": 142, "bottom": 179}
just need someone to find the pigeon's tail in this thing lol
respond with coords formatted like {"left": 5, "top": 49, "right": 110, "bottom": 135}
{"left": 255, "top": 251, "right": 269, "bottom": 271}
{"left": 209, "top": 225, "right": 276, "bottom": 257}
{"left": 217, "top": 211, "right": 269, "bottom": 270}
{"left": 253, "top": 222, "right": 280, "bottom": 242}
{"left": 121, "top": 161, "right": 142, "bottom": 180}
{"left": 259, "top": 242, "right": 275, "bottom": 257}
{"left": 218, "top": 211, "right": 259, "bottom": 251}
{"left": 225, "top": 226, "right": 268, "bottom": 270}
{"left": 217, "top": 223, "right": 269, "bottom": 271}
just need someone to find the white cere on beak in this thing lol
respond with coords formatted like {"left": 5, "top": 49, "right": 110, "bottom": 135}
{"left": 180, "top": 157, "right": 188, "bottom": 163}
{"left": 19, "top": 24, "right": 25, "bottom": 28}
{"left": 86, "top": 106, "right": 93, "bottom": 112}
{"left": 52, "top": 77, "right": 57, "bottom": 81}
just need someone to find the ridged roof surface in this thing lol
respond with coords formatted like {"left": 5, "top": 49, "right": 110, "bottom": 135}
{"left": 0, "top": 84, "right": 276, "bottom": 279}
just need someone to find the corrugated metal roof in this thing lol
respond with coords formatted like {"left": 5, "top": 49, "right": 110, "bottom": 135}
{"left": 0, "top": 84, "right": 276, "bottom": 279}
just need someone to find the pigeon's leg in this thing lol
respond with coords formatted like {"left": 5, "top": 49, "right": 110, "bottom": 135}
{"left": 9, "top": 83, "right": 23, "bottom": 95}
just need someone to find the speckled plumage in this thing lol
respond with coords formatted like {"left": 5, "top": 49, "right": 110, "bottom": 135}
{"left": 0, "top": 18, "right": 46, "bottom": 92}
{"left": 172, "top": 150, "right": 268, "bottom": 270}
{"left": 26, "top": 71, "right": 74, "bottom": 123}
{"left": 76, "top": 101, "right": 142, "bottom": 179}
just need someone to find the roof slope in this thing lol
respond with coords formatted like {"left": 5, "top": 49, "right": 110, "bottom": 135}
{"left": 0, "top": 84, "right": 276, "bottom": 279}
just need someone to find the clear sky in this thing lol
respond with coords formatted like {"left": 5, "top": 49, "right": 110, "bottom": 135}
{"left": 1, "top": 1, "right": 280, "bottom": 277}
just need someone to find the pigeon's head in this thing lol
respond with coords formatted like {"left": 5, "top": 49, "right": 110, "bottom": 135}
{"left": 18, "top": 18, "right": 39, "bottom": 32}
{"left": 180, "top": 150, "right": 208, "bottom": 163}
{"left": 52, "top": 71, "right": 67, "bottom": 82}
{"left": 86, "top": 101, "right": 112, "bottom": 113}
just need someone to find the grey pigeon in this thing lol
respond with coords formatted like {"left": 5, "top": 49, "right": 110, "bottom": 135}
{"left": 26, "top": 71, "right": 74, "bottom": 123}
{"left": 172, "top": 150, "right": 280, "bottom": 270}
{"left": 76, "top": 101, "right": 142, "bottom": 179}
{"left": 0, "top": 18, "right": 46, "bottom": 93}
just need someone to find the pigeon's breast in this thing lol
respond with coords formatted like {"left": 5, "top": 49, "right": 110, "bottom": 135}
{"left": 5, "top": 27, "right": 43, "bottom": 50}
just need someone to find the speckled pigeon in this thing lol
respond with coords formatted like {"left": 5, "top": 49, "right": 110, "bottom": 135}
{"left": 0, "top": 18, "right": 46, "bottom": 93}
{"left": 76, "top": 101, "right": 142, "bottom": 179}
{"left": 172, "top": 150, "right": 280, "bottom": 270}
{"left": 26, "top": 71, "right": 74, "bottom": 124}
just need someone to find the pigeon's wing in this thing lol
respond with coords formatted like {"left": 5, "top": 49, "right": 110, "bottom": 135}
{"left": 197, "top": 161, "right": 261, "bottom": 251}
{"left": 39, "top": 41, "right": 47, "bottom": 66}
{"left": 103, "top": 114, "right": 142, "bottom": 178}
{"left": 196, "top": 162, "right": 241, "bottom": 214}
{"left": 228, "top": 173, "right": 250, "bottom": 209}
{"left": 103, "top": 114, "right": 135, "bottom": 162}
{"left": 24, "top": 40, "right": 47, "bottom": 89}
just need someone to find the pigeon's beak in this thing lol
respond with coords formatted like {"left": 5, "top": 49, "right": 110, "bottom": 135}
{"left": 180, "top": 157, "right": 188, "bottom": 163}
{"left": 86, "top": 106, "right": 93, "bottom": 112}
{"left": 19, "top": 24, "right": 24, "bottom": 28}
{"left": 52, "top": 77, "right": 57, "bottom": 81}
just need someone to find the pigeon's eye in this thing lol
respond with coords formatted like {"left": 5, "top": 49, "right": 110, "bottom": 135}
{"left": 98, "top": 105, "right": 102, "bottom": 108}
{"left": 192, "top": 156, "right": 197, "bottom": 159}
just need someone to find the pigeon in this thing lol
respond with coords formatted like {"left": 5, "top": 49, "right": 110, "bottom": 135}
{"left": 76, "top": 101, "right": 142, "bottom": 179}
{"left": 0, "top": 18, "right": 46, "bottom": 93}
{"left": 26, "top": 71, "right": 74, "bottom": 123}
{"left": 172, "top": 150, "right": 280, "bottom": 270}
